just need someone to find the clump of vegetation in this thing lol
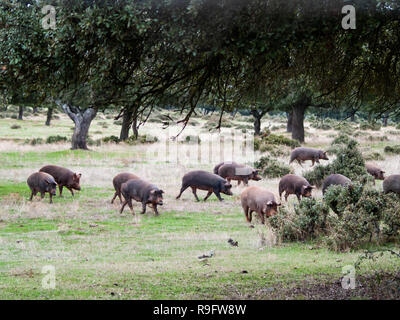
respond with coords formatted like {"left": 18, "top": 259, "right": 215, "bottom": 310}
{"left": 384, "top": 145, "right": 400, "bottom": 154}
{"left": 126, "top": 134, "right": 158, "bottom": 145}
{"left": 270, "top": 198, "right": 330, "bottom": 242}
{"left": 363, "top": 152, "right": 385, "bottom": 161}
{"left": 113, "top": 120, "right": 123, "bottom": 126}
{"left": 25, "top": 137, "right": 44, "bottom": 145}
{"left": 304, "top": 135, "right": 367, "bottom": 187}
{"left": 46, "top": 135, "right": 68, "bottom": 144}
{"left": 182, "top": 135, "right": 201, "bottom": 144}
{"left": 359, "top": 122, "right": 381, "bottom": 131}
{"left": 102, "top": 135, "right": 120, "bottom": 144}
{"left": 10, "top": 124, "right": 21, "bottom": 129}
{"left": 367, "top": 135, "right": 388, "bottom": 142}
{"left": 310, "top": 122, "right": 332, "bottom": 130}
{"left": 254, "top": 156, "right": 293, "bottom": 178}
{"left": 255, "top": 130, "right": 300, "bottom": 151}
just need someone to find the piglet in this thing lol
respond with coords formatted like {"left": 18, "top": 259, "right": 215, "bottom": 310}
{"left": 279, "top": 174, "right": 314, "bottom": 202}
{"left": 27, "top": 172, "right": 57, "bottom": 204}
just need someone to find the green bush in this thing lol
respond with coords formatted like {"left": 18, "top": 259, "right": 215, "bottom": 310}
{"left": 384, "top": 145, "right": 400, "bottom": 154}
{"left": 46, "top": 135, "right": 68, "bottom": 143}
{"left": 304, "top": 136, "right": 367, "bottom": 187}
{"left": 254, "top": 156, "right": 293, "bottom": 178}
{"left": 359, "top": 122, "right": 381, "bottom": 131}
{"left": 102, "top": 135, "right": 120, "bottom": 144}
{"left": 26, "top": 138, "right": 44, "bottom": 145}
{"left": 10, "top": 124, "right": 21, "bottom": 129}
{"left": 126, "top": 134, "right": 158, "bottom": 145}
{"left": 182, "top": 135, "right": 201, "bottom": 144}
{"left": 255, "top": 132, "right": 300, "bottom": 151}
{"left": 381, "top": 193, "right": 400, "bottom": 239}
{"left": 363, "top": 152, "right": 385, "bottom": 161}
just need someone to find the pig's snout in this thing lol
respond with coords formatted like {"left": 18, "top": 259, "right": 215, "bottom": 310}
{"left": 157, "top": 199, "right": 163, "bottom": 205}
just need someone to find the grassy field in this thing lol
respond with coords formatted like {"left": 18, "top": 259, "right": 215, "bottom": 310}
{"left": 0, "top": 108, "right": 399, "bottom": 299}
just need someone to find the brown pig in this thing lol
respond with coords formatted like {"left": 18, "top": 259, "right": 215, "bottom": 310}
{"left": 39, "top": 165, "right": 81, "bottom": 196}
{"left": 279, "top": 174, "right": 314, "bottom": 202}
{"left": 289, "top": 147, "right": 329, "bottom": 166}
{"left": 217, "top": 162, "right": 261, "bottom": 186}
{"left": 365, "top": 163, "right": 385, "bottom": 185}
{"left": 120, "top": 179, "right": 164, "bottom": 215}
{"left": 111, "top": 172, "right": 140, "bottom": 204}
{"left": 176, "top": 170, "right": 233, "bottom": 202}
{"left": 240, "top": 186, "right": 280, "bottom": 224}
{"left": 27, "top": 172, "right": 57, "bottom": 204}
{"left": 322, "top": 174, "right": 352, "bottom": 194}
{"left": 213, "top": 161, "right": 238, "bottom": 174}
{"left": 383, "top": 175, "right": 400, "bottom": 194}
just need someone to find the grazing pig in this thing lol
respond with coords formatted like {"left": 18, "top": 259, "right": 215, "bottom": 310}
{"left": 27, "top": 172, "right": 57, "bottom": 204}
{"left": 240, "top": 186, "right": 280, "bottom": 224}
{"left": 383, "top": 175, "right": 400, "bottom": 194}
{"left": 217, "top": 162, "right": 261, "bottom": 186}
{"left": 213, "top": 161, "right": 238, "bottom": 174}
{"left": 322, "top": 174, "right": 352, "bottom": 194}
{"left": 39, "top": 165, "right": 81, "bottom": 196}
{"left": 120, "top": 179, "right": 164, "bottom": 215}
{"left": 111, "top": 172, "right": 140, "bottom": 204}
{"left": 366, "top": 163, "right": 385, "bottom": 185}
{"left": 289, "top": 147, "right": 329, "bottom": 166}
{"left": 176, "top": 170, "right": 233, "bottom": 202}
{"left": 279, "top": 174, "right": 314, "bottom": 202}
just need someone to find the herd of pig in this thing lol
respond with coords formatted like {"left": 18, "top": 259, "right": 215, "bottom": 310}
{"left": 26, "top": 147, "right": 400, "bottom": 225}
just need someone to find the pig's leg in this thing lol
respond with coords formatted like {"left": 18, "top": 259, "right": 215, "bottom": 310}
{"left": 49, "top": 193, "right": 53, "bottom": 204}
{"left": 259, "top": 213, "right": 265, "bottom": 224}
{"left": 248, "top": 210, "right": 254, "bottom": 222}
{"left": 59, "top": 185, "right": 63, "bottom": 196}
{"left": 296, "top": 194, "right": 301, "bottom": 202}
{"left": 40, "top": 192, "right": 45, "bottom": 200}
{"left": 284, "top": 192, "right": 289, "bottom": 202}
{"left": 237, "top": 180, "right": 241, "bottom": 186}
{"left": 29, "top": 189, "right": 36, "bottom": 201}
{"left": 176, "top": 185, "right": 189, "bottom": 199}
{"left": 214, "top": 191, "right": 224, "bottom": 201}
{"left": 191, "top": 187, "right": 200, "bottom": 201}
{"left": 203, "top": 191, "right": 213, "bottom": 201}
{"left": 296, "top": 159, "right": 303, "bottom": 167}
{"left": 140, "top": 201, "right": 147, "bottom": 214}
{"left": 120, "top": 199, "right": 128, "bottom": 214}
{"left": 243, "top": 206, "right": 250, "bottom": 222}
{"left": 311, "top": 159, "right": 315, "bottom": 167}
{"left": 127, "top": 199, "right": 135, "bottom": 215}
{"left": 243, "top": 177, "right": 249, "bottom": 186}
{"left": 111, "top": 192, "right": 118, "bottom": 204}
{"left": 152, "top": 204, "right": 159, "bottom": 216}
{"left": 67, "top": 187, "right": 74, "bottom": 196}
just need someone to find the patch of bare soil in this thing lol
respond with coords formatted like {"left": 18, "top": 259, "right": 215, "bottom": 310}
{"left": 253, "top": 272, "right": 400, "bottom": 300}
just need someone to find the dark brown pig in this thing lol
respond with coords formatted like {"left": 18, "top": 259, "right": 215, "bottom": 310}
{"left": 383, "top": 175, "right": 400, "bottom": 194}
{"left": 322, "top": 174, "right": 352, "bottom": 194}
{"left": 240, "top": 186, "right": 280, "bottom": 224}
{"left": 279, "top": 174, "right": 314, "bottom": 202}
{"left": 217, "top": 163, "right": 261, "bottom": 186}
{"left": 289, "top": 147, "right": 329, "bottom": 166}
{"left": 111, "top": 172, "right": 140, "bottom": 204}
{"left": 120, "top": 179, "right": 164, "bottom": 215}
{"left": 365, "top": 163, "right": 385, "bottom": 185}
{"left": 213, "top": 161, "right": 238, "bottom": 174}
{"left": 39, "top": 165, "right": 81, "bottom": 196}
{"left": 27, "top": 172, "right": 57, "bottom": 204}
{"left": 176, "top": 170, "right": 233, "bottom": 202}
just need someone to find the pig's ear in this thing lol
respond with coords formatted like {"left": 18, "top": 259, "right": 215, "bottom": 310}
{"left": 78, "top": 173, "right": 82, "bottom": 178}
{"left": 150, "top": 190, "right": 156, "bottom": 194}
{"left": 159, "top": 190, "right": 164, "bottom": 194}
{"left": 266, "top": 201, "right": 273, "bottom": 206}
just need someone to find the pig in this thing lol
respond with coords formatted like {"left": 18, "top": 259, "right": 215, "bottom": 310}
{"left": 322, "top": 174, "right": 352, "bottom": 194}
{"left": 240, "top": 186, "right": 281, "bottom": 224}
{"left": 27, "top": 172, "right": 57, "bottom": 204}
{"left": 383, "top": 175, "right": 400, "bottom": 194}
{"left": 120, "top": 179, "right": 164, "bottom": 215}
{"left": 279, "top": 174, "right": 314, "bottom": 202}
{"left": 217, "top": 162, "right": 261, "bottom": 186}
{"left": 365, "top": 163, "right": 385, "bottom": 185}
{"left": 289, "top": 147, "right": 329, "bottom": 166}
{"left": 111, "top": 172, "right": 140, "bottom": 204}
{"left": 213, "top": 161, "right": 238, "bottom": 174}
{"left": 39, "top": 165, "right": 81, "bottom": 196}
{"left": 176, "top": 170, "right": 233, "bottom": 202}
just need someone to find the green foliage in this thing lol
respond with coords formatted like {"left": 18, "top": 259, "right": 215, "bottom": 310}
{"left": 304, "top": 135, "right": 367, "bottom": 187}
{"left": 254, "top": 156, "right": 293, "bottom": 178}
{"left": 25, "top": 138, "right": 44, "bottom": 145}
{"left": 46, "top": 135, "right": 68, "bottom": 144}
{"left": 381, "top": 193, "right": 400, "bottom": 239}
{"left": 182, "top": 135, "right": 201, "bottom": 144}
{"left": 359, "top": 122, "right": 381, "bottom": 131}
{"left": 255, "top": 132, "right": 300, "bottom": 151}
{"left": 363, "top": 152, "right": 385, "bottom": 161}
{"left": 384, "top": 145, "right": 400, "bottom": 154}
{"left": 126, "top": 134, "right": 158, "bottom": 145}
{"left": 102, "top": 135, "right": 120, "bottom": 144}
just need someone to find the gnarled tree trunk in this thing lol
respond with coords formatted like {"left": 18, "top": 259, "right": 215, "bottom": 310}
{"left": 119, "top": 109, "right": 133, "bottom": 141}
{"left": 58, "top": 102, "right": 97, "bottom": 150}
{"left": 45, "top": 107, "right": 53, "bottom": 126}
{"left": 291, "top": 94, "right": 311, "bottom": 143}
{"left": 250, "top": 109, "right": 265, "bottom": 135}
{"left": 383, "top": 112, "right": 389, "bottom": 127}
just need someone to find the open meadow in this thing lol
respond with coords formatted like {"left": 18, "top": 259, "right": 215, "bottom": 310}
{"left": 0, "top": 107, "right": 400, "bottom": 299}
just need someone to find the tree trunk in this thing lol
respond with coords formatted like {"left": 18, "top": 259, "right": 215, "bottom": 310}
{"left": 119, "top": 109, "right": 133, "bottom": 141}
{"left": 45, "top": 107, "right": 53, "bottom": 126}
{"left": 33, "top": 107, "right": 38, "bottom": 114}
{"left": 250, "top": 109, "right": 263, "bottom": 135}
{"left": 350, "top": 112, "right": 356, "bottom": 122}
{"left": 383, "top": 113, "right": 389, "bottom": 127}
{"left": 132, "top": 114, "right": 139, "bottom": 139}
{"left": 291, "top": 104, "right": 307, "bottom": 143}
{"left": 287, "top": 111, "right": 293, "bottom": 132}
{"left": 58, "top": 102, "right": 97, "bottom": 150}
{"left": 18, "top": 106, "right": 23, "bottom": 120}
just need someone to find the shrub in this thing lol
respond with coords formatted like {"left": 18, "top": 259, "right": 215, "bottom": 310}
{"left": 381, "top": 193, "right": 400, "bottom": 239}
{"left": 182, "top": 135, "right": 201, "bottom": 144}
{"left": 384, "top": 145, "right": 400, "bottom": 154}
{"left": 26, "top": 138, "right": 44, "bottom": 145}
{"left": 46, "top": 135, "right": 68, "bottom": 143}
{"left": 359, "top": 122, "right": 381, "bottom": 131}
{"left": 10, "top": 124, "right": 21, "bottom": 129}
{"left": 255, "top": 131, "right": 300, "bottom": 151}
{"left": 363, "top": 152, "right": 385, "bottom": 161}
{"left": 254, "top": 156, "right": 293, "bottom": 178}
{"left": 126, "top": 134, "right": 158, "bottom": 145}
{"left": 367, "top": 135, "right": 388, "bottom": 142}
{"left": 102, "top": 135, "right": 120, "bottom": 144}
